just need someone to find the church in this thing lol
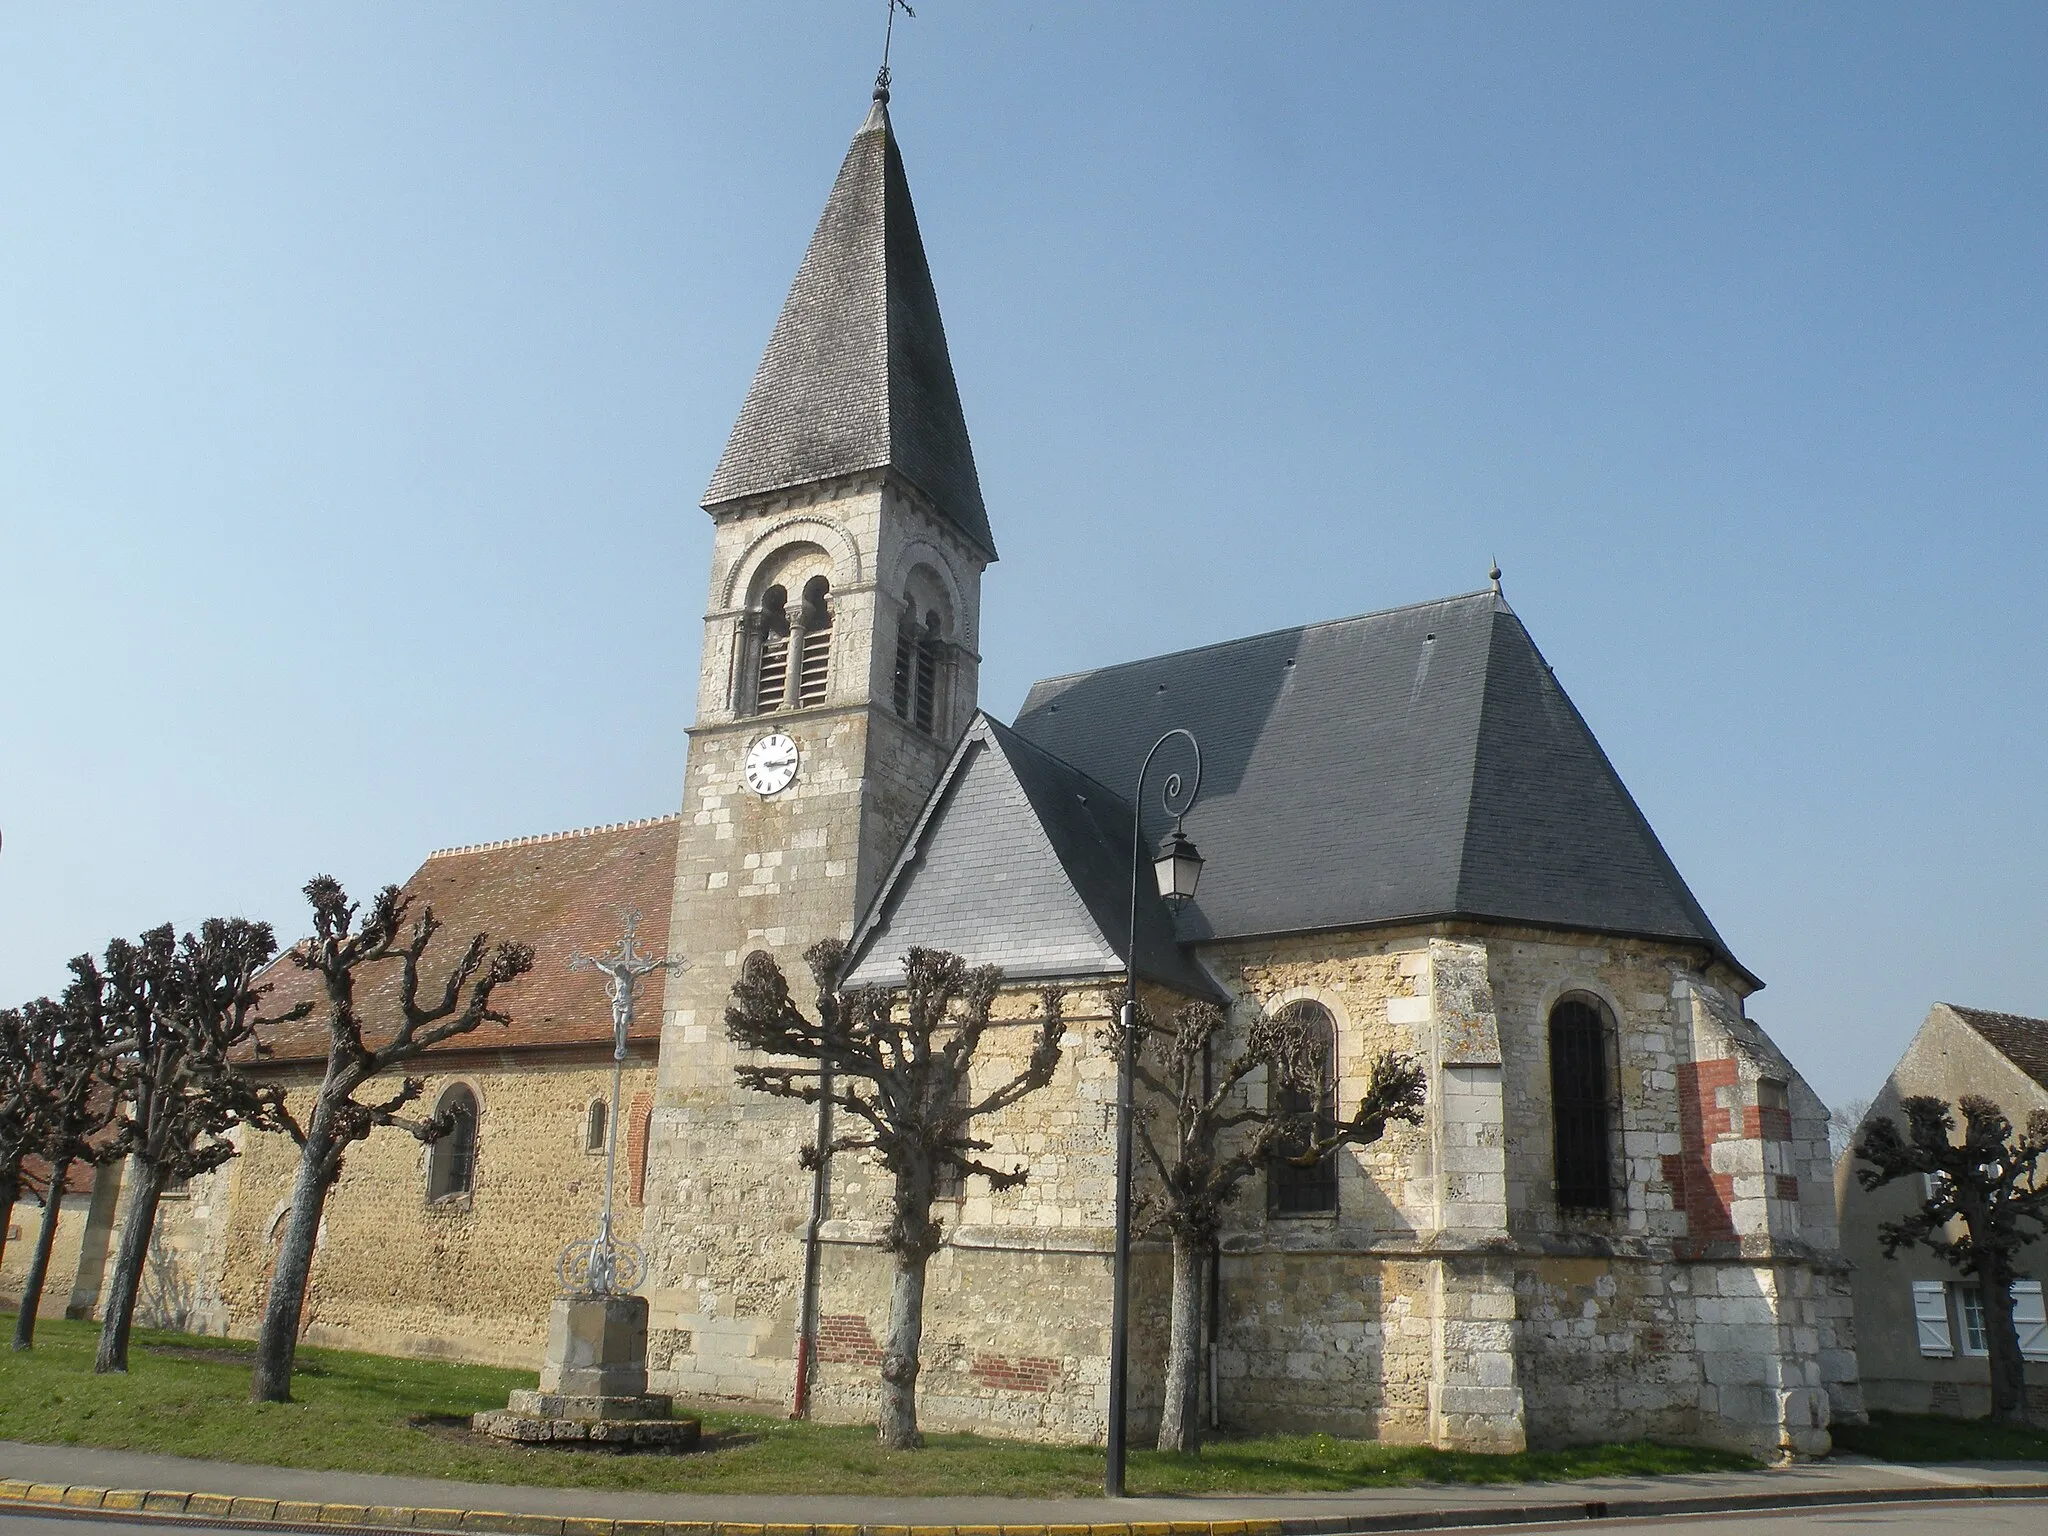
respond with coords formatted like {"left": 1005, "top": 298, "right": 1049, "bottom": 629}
{"left": 116, "top": 80, "right": 1857, "bottom": 1459}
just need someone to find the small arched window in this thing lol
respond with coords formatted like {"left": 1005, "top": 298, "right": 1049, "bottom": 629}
{"left": 427, "top": 1085, "right": 479, "bottom": 1202}
{"left": 584, "top": 1098, "right": 608, "bottom": 1154}
{"left": 1268, "top": 1002, "right": 1339, "bottom": 1216}
{"left": 753, "top": 585, "right": 790, "bottom": 714}
{"left": 1549, "top": 996, "right": 1618, "bottom": 1212}
{"left": 797, "top": 575, "right": 832, "bottom": 708}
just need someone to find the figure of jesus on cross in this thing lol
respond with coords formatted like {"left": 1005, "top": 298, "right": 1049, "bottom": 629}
{"left": 560, "top": 911, "right": 685, "bottom": 1296}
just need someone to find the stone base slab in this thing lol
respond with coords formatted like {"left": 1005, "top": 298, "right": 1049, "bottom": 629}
{"left": 505, "top": 1389, "right": 674, "bottom": 1423}
{"left": 470, "top": 1408, "right": 700, "bottom": 1450}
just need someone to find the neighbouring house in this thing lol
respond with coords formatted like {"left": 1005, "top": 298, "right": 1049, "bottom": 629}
{"left": 1835, "top": 1003, "right": 2048, "bottom": 1418}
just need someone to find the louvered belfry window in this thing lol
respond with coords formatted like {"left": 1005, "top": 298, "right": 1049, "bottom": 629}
{"left": 914, "top": 615, "right": 941, "bottom": 734}
{"left": 1550, "top": 998, "right": 1615, "bottom": 1212}
{"left": 753, "top": 586, "right": 790, "bottom": 714}
{"left": 797, "top": 576, "right": 832, "bottom": 708}
{"left": 1269, "top": 1002, "right": 1339, "bottom": 1215}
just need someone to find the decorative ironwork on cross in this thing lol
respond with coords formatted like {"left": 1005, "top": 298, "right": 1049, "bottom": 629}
{"left": 556, "top": 910, "right": 686, "bottom": 1297}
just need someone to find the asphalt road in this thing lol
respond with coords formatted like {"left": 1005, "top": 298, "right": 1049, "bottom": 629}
{"left": 7, "top": 1503, "right": 2048, "bottom": 1536}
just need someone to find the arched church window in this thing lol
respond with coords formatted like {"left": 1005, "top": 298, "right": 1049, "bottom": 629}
{"left": 797, "top": 575, "right": 832, "bottom": 708}
{"left": 584, "top": 1098, "right": 608, "bottom": 1154}
{"left": 428, "top": 1085, "right": 479, "bottom": 1202}
{"left": 1549, "top": 996, "right": 1618, "bottom": 1212}
{"left": 753, "top": 586, "right": 790, "bottom": 715}
{"left": 1268, "top": 1002, "right": 1339, "bottom": 1216}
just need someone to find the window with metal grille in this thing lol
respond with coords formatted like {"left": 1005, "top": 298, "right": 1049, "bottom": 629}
{"left": 1269, "top": 1002, "right": 1339, "bottom": 1215}
{"left": 797, "top": 576, "right": 832, "bottom": 708}
{"left": 753, "top": 586, "right": 790, "bottom": 714}
{"left": 1549, "top": 997, "right": 1615, "bottom": 1212}
{"left": 428, "top": 1086, "right": 479, "bottom": 1202}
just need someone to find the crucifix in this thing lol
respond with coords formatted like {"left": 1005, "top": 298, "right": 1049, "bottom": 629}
{"left": 558, "top": 910, "right": 686, "bottom": 1297}
{"left": 876, "top": 0, "right": 915, "bottom": 98}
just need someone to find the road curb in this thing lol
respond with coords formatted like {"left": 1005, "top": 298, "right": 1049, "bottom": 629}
{"left": 4, "top": 1478, "right": 2048, "bottom": 1536}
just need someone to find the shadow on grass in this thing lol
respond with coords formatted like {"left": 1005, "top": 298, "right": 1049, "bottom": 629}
{"left": 1832, "top": 1410, "right": 2048, "bottom": 1464}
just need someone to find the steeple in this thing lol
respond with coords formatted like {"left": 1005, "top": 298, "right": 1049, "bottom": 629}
{"left": 704, "top": 92, "right": 995, "bottom": 560}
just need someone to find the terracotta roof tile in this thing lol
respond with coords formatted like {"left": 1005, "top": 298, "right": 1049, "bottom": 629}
{"left": 255, "top": 817, "right": 680, "bottom": 1065}
{"left": 1947, "top": 1004, "right": 2048, "bottom": 1096}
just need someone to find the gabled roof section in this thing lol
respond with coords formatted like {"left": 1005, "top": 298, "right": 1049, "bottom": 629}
{"left": 1946, "top": 1005, "right": 2048, "bottom": 1095}
{"left": 844, "top": 714, "right": 1222, "bottom": 999}
{"left": 1012, "top": 591, "right": 1751, "bottom": 983}
{"left": 704, "top": 94, "right": 994, "bottom": 560}
{"left": 254, "top": 816, "right": 681, "bottom": 1065}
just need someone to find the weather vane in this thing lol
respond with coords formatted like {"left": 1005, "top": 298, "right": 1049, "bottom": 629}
{"left": 876, "top": 0, "right": 915, "bottom": 100}
{"left": 557, "top": 911, "right": 686, "bottom": 1297}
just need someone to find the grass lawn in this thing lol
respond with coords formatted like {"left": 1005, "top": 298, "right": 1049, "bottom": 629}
{"left": 0, "top": 1314, "right": 1755, "bottom": 1496}
{"left": 1831, "top": 1410, "right": 2048, "bottom": 1464}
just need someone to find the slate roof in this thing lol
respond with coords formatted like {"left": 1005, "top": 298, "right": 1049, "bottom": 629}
{"left": 254, "top": 817, "right": 680, "bottom": 1065}
{"left": 1012, "top": 590, "right": 1753, "bottom": 983}
{"left": 703, "top": 94, "right": 995, "bottom": 560}
{"left": 844, "top": 715, "right": 1223, "bottom": 999}
{"left": 1947, "top": 1005, "right": 2048, "bottom": 1095}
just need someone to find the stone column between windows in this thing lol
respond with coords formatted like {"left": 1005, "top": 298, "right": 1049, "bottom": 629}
{"left": 1420, "top": 937, "right": 1525, "bottom": 1452}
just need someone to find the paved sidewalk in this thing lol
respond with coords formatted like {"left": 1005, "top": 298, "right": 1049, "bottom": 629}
{"left": 3, "top": 1441, "right": 2047, "bottom": 1535}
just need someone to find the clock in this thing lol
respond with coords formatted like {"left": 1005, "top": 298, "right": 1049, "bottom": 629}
{"left": 743, "top": 732, "right": 800, "bottom": 797}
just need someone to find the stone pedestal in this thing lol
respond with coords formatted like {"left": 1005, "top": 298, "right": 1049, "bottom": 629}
{"left": 473, "top": 1295, "right": 699, "bottom": 1450}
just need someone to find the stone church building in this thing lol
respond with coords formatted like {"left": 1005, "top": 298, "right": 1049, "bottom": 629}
{"left": 70, "top": 84, "right": 1856, "bottom": 1459}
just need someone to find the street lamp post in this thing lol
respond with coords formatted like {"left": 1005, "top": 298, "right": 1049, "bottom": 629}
{"left": 1104, "top": 729, "right": 1205, "bottom": 1498}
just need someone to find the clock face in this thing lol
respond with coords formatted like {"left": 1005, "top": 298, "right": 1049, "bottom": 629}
{"left": 743, "top": 732, "right": 800, "bottom": 797}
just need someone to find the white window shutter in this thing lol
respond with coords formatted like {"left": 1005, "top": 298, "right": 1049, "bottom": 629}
{"left": 2014, "top": 1281, "right": 2048, "bottom": 1362}
{"left": 1913, "top": 1280, "right": 1954, "bottom": 1357}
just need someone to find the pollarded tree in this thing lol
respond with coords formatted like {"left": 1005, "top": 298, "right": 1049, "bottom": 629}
{"left": 13, "top": 978, "right": 120, "bottom": 1351}
{"left": 726, "top": 941, "right": 1065, "bottom": 1450}
{"left": 90, "top": 919, "right": 299, "bottom": 1373}
{"left": 0, "top": 1004, "right": 50, "bottom": 1274}
{"left": 1109, "top": 999, "right": 1427, "bottom": 1452}
{"left": 1855, "top": 1093, "right": 2048, "bottom": 1424}
{"left": 251, "top": 876, "right": 533, "bottom": 1404}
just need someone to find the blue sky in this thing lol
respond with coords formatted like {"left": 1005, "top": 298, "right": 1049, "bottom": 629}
{"left": 2, "top": 3, "right": 2042, "bottom": 1113}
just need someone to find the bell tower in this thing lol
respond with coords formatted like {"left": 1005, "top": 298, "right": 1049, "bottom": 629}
{"left": 642, "top": 82, "right": 996, "bottom": 1402}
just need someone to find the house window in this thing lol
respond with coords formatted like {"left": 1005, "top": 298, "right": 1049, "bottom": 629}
{"left": 1268, "top": 1001, "right": 1339, "bottom": 1216}
{"left": 585, "top": 1099, "right": 608, "bottom": 1154}
{"left": 1959, "top": 1286, "right": 1990, "bottom": 1357}
{"left": 1549, "top": 996, "right": 1617, "bottom": 1212}
{"left": 1912, "top": 1280, "right": 2048, "bottom": 1362}
{"left": 428, "top": 1086, "right": 479, "bottom": 1202}
{"left": 753, "top": 585, "right": 790, "bottom": 714}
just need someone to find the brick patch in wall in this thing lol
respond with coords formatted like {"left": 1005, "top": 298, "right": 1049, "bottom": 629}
{"left": 1664, "top": 1058, "right": 1739, "bottom": 1255}
{"left": 1775, "top": 1175, "right": 1800, "bottom": 1202}
{"left": 627, "top": 1092, "right": 654, "bottom": 1208}
{"left": 970, "top": 1352, "right": 1060, "bottom": 1393}
{"left": 817, "top": 1313, "right": 884, "bottom": 1366}
{"left": 1930, "top": 1381, "right": 1961, "bottom": 1414}
{"left": 1758, "top": 1106, "right": 1793, "bottom": 1142}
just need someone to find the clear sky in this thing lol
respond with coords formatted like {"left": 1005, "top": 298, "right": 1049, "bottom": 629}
{"left": 2, "top": 3, "right": 2042, "bottom": 1114}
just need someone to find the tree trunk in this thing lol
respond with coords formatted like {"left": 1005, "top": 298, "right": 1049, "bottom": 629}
{"left": 0, "top": 1172, "right": 17, "bottom": 1273}
{"left": 95, "top": 1157, "right": 166, "bottom": 1373}
{"left": 878, "top": 1248, "right": 929, "bottom": 1449}
{"left": 1981, "top": 1267, "right": 2031, "bottom": 1424}
{"left": 251, "top": 1118, "right": 336, "bottom": 1403}
{"left": 12, "top": 1159, "right": 70, "bottom": 1351}
{"left": 1157, "top": 1231, "right": 1206, "bottom": 1452}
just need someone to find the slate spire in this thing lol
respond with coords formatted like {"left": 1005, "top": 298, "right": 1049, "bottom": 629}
{"left": 703, "top": 91, "right": 995, "bottom": 559}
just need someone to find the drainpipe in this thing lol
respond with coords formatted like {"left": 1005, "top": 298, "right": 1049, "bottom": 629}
{"left": 792, "top": 1065, "right": 832, "bottom": 1419}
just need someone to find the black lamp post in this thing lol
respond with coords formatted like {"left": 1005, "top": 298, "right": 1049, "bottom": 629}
{"left": 1104, "top": 728, "right": 1204, "bottom": 1498}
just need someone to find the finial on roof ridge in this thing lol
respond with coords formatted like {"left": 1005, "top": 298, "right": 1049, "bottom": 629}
{"left": 875, "top": 0, "right": 913, "bottom": 107}
{"left": 1489, "top": 558, "right": 1503, "bottom": 595}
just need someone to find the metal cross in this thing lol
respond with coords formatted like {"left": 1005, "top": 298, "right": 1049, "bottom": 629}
{"left": 558, "top": 911, "right": 686, "bottom": 1297}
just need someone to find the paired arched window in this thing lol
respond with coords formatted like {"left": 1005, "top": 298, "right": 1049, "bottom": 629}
{"left": 1268, "top": 1001, "right": 1339, "bottom": 1216}
{"left": 1549, "top": 996, "right": 1618, "bottom": 1212}
{"left": 584, "top": 1098, "right": 608, "bottom": 1154}
{"left": 892, "top": 605, "right": 943, "bottom": 734}
{"left": 427, "top": 1085, "right": 479, "bottom": 1202}
{"left": 750, "top": 576, "right": 832, "bottom": 715}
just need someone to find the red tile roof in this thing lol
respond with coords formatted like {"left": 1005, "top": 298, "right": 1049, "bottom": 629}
{"left": 255, "top": 816, "right": 680, "bottom": 1065}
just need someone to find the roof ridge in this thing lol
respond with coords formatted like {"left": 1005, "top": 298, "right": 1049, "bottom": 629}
{"left": 1945, "top": 1002, "right": 2048, "bottom": 1027}
{"left": 426, "top": 814, "right": 679, "bottom": 861}
{"left": 1026, "top": 588, "right": 1499, "bottom": 692}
